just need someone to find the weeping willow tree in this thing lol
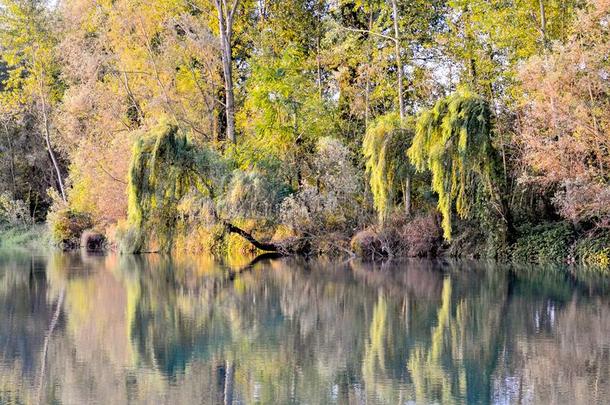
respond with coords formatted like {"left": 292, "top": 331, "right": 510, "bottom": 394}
{"left": 127, "top": 122, "right": 281, "bottom": 253}
{"left": 408, "top": 91, "right": 500, "bottom": 241}
{"left": 127, "top": 123, "right": 224, "bottom": 252}
{"left": 363, "top": 113, "right": 414, "bottom": 224}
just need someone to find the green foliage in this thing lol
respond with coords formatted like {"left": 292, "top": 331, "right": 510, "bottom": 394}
{"left": 0, "top": 0, "right": 62, "bottom": 106}
{"left": 363, "top": 113, "right": 413, "bottom": 224}
{"left": 0, "top": 224, "right": 47, "bottom": 248}
{"left": 218, "top": 170, "right": 291, "bottom": 220}
{"left": 127, "top": 121, "right": 228, "bottom": 252}
{"left": 408, "top": 90, "right": 495, "bottom": 240}
{"left": 238, "top": 39, "right": 337, "bottom": 184}
{"left": 126, "top": 121, "right": 290, "bottom": 254}
{"left": 0, "top": 193, "right": 31, "bottom": 226}
{"left": 444, "top": 0, "right": 583, "bottom": 100}
{"left": 114, "top": 223, "right": 145, "bottom": 255}
{"left": 574, "top": 231, "right": 610, "bottom": 269}
{"left": 0, "top": 0, "right": 604, "bottom": 264}
{"left": 511, "top": 223, "right": 576, "bottom": 264}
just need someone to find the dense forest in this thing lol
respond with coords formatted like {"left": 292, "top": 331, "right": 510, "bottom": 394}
{"left": 0, "top": 0, "right": 608, "bottom": 265}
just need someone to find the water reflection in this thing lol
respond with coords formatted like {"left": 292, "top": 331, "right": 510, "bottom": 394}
{"left": 0, "top": 250, "right": 609, "bottom": 404}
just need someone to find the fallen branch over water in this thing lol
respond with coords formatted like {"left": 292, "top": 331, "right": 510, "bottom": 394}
{"left": 223, "top": 221, "right": 282, "bottom": 253}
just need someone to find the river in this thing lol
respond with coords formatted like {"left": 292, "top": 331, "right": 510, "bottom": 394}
{"left": 1, "top": 250, "right": 609, "bottom": 404}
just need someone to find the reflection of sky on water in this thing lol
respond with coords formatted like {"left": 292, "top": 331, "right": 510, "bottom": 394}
{"left": 0, "top": 251, "right": 609, "bottom": 404}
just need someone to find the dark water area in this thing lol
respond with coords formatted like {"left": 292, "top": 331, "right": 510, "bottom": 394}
{"left": 1, "top": 250, "right": 609, "bottom": 404}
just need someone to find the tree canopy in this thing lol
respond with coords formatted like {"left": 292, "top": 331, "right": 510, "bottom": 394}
{"left": 409, "top": 90, "right": 495, "bottom": 240}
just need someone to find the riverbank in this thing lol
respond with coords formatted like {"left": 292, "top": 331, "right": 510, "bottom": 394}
{"left": 349, "top": 215, "right": 610, "bottom": 270}
{"left": 43, "top": 208, "right": 610, "bottom": 271}
{"left": 0, "top": 225, "right": 49, "bottom": 250}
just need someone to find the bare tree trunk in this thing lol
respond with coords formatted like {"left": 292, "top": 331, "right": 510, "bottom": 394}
{"left": 539, "top": 0, "right": 548, "bottom": 50}
{"left": 364, "top": 5, "right": 374, "bottom": 128}
{"left": 215, "top": 0, "right": 239, "bottom": 144}
{"left": 42, "top": 106, "right": 66, "bottom": 202}
{"left": 2, "top": 120, "right": 16, "bottom": 196}
{"left": 403, "top": 176, "right": 411, "bottom": 216}
{"left": 391, "top": 0, "right": 405, "bottom": 121}
{"left": 35, "top": 66, "right": 66, "bottom": 202}
{"left": 224, "top": 221, "right": 281, "bottom": 252}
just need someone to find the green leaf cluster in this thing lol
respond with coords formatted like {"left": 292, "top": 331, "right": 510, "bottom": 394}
{"left": 362, "top": 113, "right": 412, "bottom": 224}
{"left": 408, "top": 90, "right": 494, "bottom": 240}
{"left": 128, "top": 121, "right": 228, "bottom": 251}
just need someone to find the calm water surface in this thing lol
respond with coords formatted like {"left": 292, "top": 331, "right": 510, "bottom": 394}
{"left": 1, "top": 250, "right": 609, "bottom": 404}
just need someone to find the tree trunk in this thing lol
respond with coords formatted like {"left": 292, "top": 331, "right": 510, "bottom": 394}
{"left": 364, "top": 5, "right": 374, "bottom": 128}
{"left": 42, "top": 111, "right": 66, "bottom": 202}
{"left": 38, "top": 80, "right": 66, "bottom": 202}
{"left": 215, "top": 0, "right": 238, "bottom": 144}
{"left": 221, "top": 42, "right": 236, "bottom": 144}
{"left": 403, "top": 175, "right": 411, "bottom": 216}
{"left": 2, "top": 120, "right": 16, "bottom": 196}
{"left": 391, "top": 0, "right": 405, "bottom": 121}
{"left": 539, "top": 0, "right": 548, "bottom": 50}
{"left": 33, "top": 51, "right": 66, "bottom": 202}
{"left": 316, "top": 36, "right": 323, "bottom": 100}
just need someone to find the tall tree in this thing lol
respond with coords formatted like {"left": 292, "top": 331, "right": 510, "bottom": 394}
{"left": 408, "top": 91, "right": 504, "bottom": 240}
{"left": 0, "top": 0, "right": 67, "bottom": 201}
{"left": 390, "top": 0, "right": 404, "bottom": 121}
{"left": 363, "top": 113, "right": 413, "bottom": 223}
{"left": 213, "top": 0, "right": 240, "bottom": 144}
{"left": 517, "top": 0, "right": 610, "bottom": 225}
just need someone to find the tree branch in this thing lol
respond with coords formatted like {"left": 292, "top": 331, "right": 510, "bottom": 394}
{"left": 223, "top": 221, "right": 281, "bottom": 252}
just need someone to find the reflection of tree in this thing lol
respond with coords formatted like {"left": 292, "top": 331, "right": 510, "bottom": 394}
{"left": 406, "top": 267, "right": 512, "bottom": 404}
{"left": 2, "top": 252, "right": 610, "bottom": 404}
{"left": 493, "top": 287, "right": 610, "bottom": 403}
{"left": 362, "top": 293, "right": 409, "bottom": 403}
{"left": 408, "top": 278, "right": 464, "bottom": 403}
{"left": 0, "top": 251, "right": 49, "bottom": 404}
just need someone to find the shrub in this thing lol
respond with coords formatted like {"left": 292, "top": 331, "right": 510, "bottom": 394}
{"left": 218, "top": 170, "right": 290, "bottom": 220}
{"left": 351, "top": 229, "right": 382, "bottom": 260}
{"left": 0, "top": 193, "right": 31, "bottom": 226}
{"left": 47, "top": 208, "right": 94, "bottom": 249}
{"left": 574, "top": 231, "right": 610, "bottom": 269}
{"left": 350, "top": 213, "right": 442, "bottom": 259}
{"left": 511, "top": 222, "right": 576, "bottom": 263}
{"left": 280, "top": 137, "right": 363, "bottom": 236}
{"left": 402, "top": 213, "right": 442, "bottom": 257}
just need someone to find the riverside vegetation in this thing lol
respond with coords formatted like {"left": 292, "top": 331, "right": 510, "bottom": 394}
{"left": 0, "top": 0, "right": 608, "bottom": 267}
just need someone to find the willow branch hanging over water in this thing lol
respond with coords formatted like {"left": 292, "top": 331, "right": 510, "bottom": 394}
{"left": 363, "top": 113, "right": 414, "bottom": 224}
{"left": 126, "top": 122, "right": 281, "bottom": 254}
{"left": 408, "top": 91, "right": 496, "bottom": 240}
